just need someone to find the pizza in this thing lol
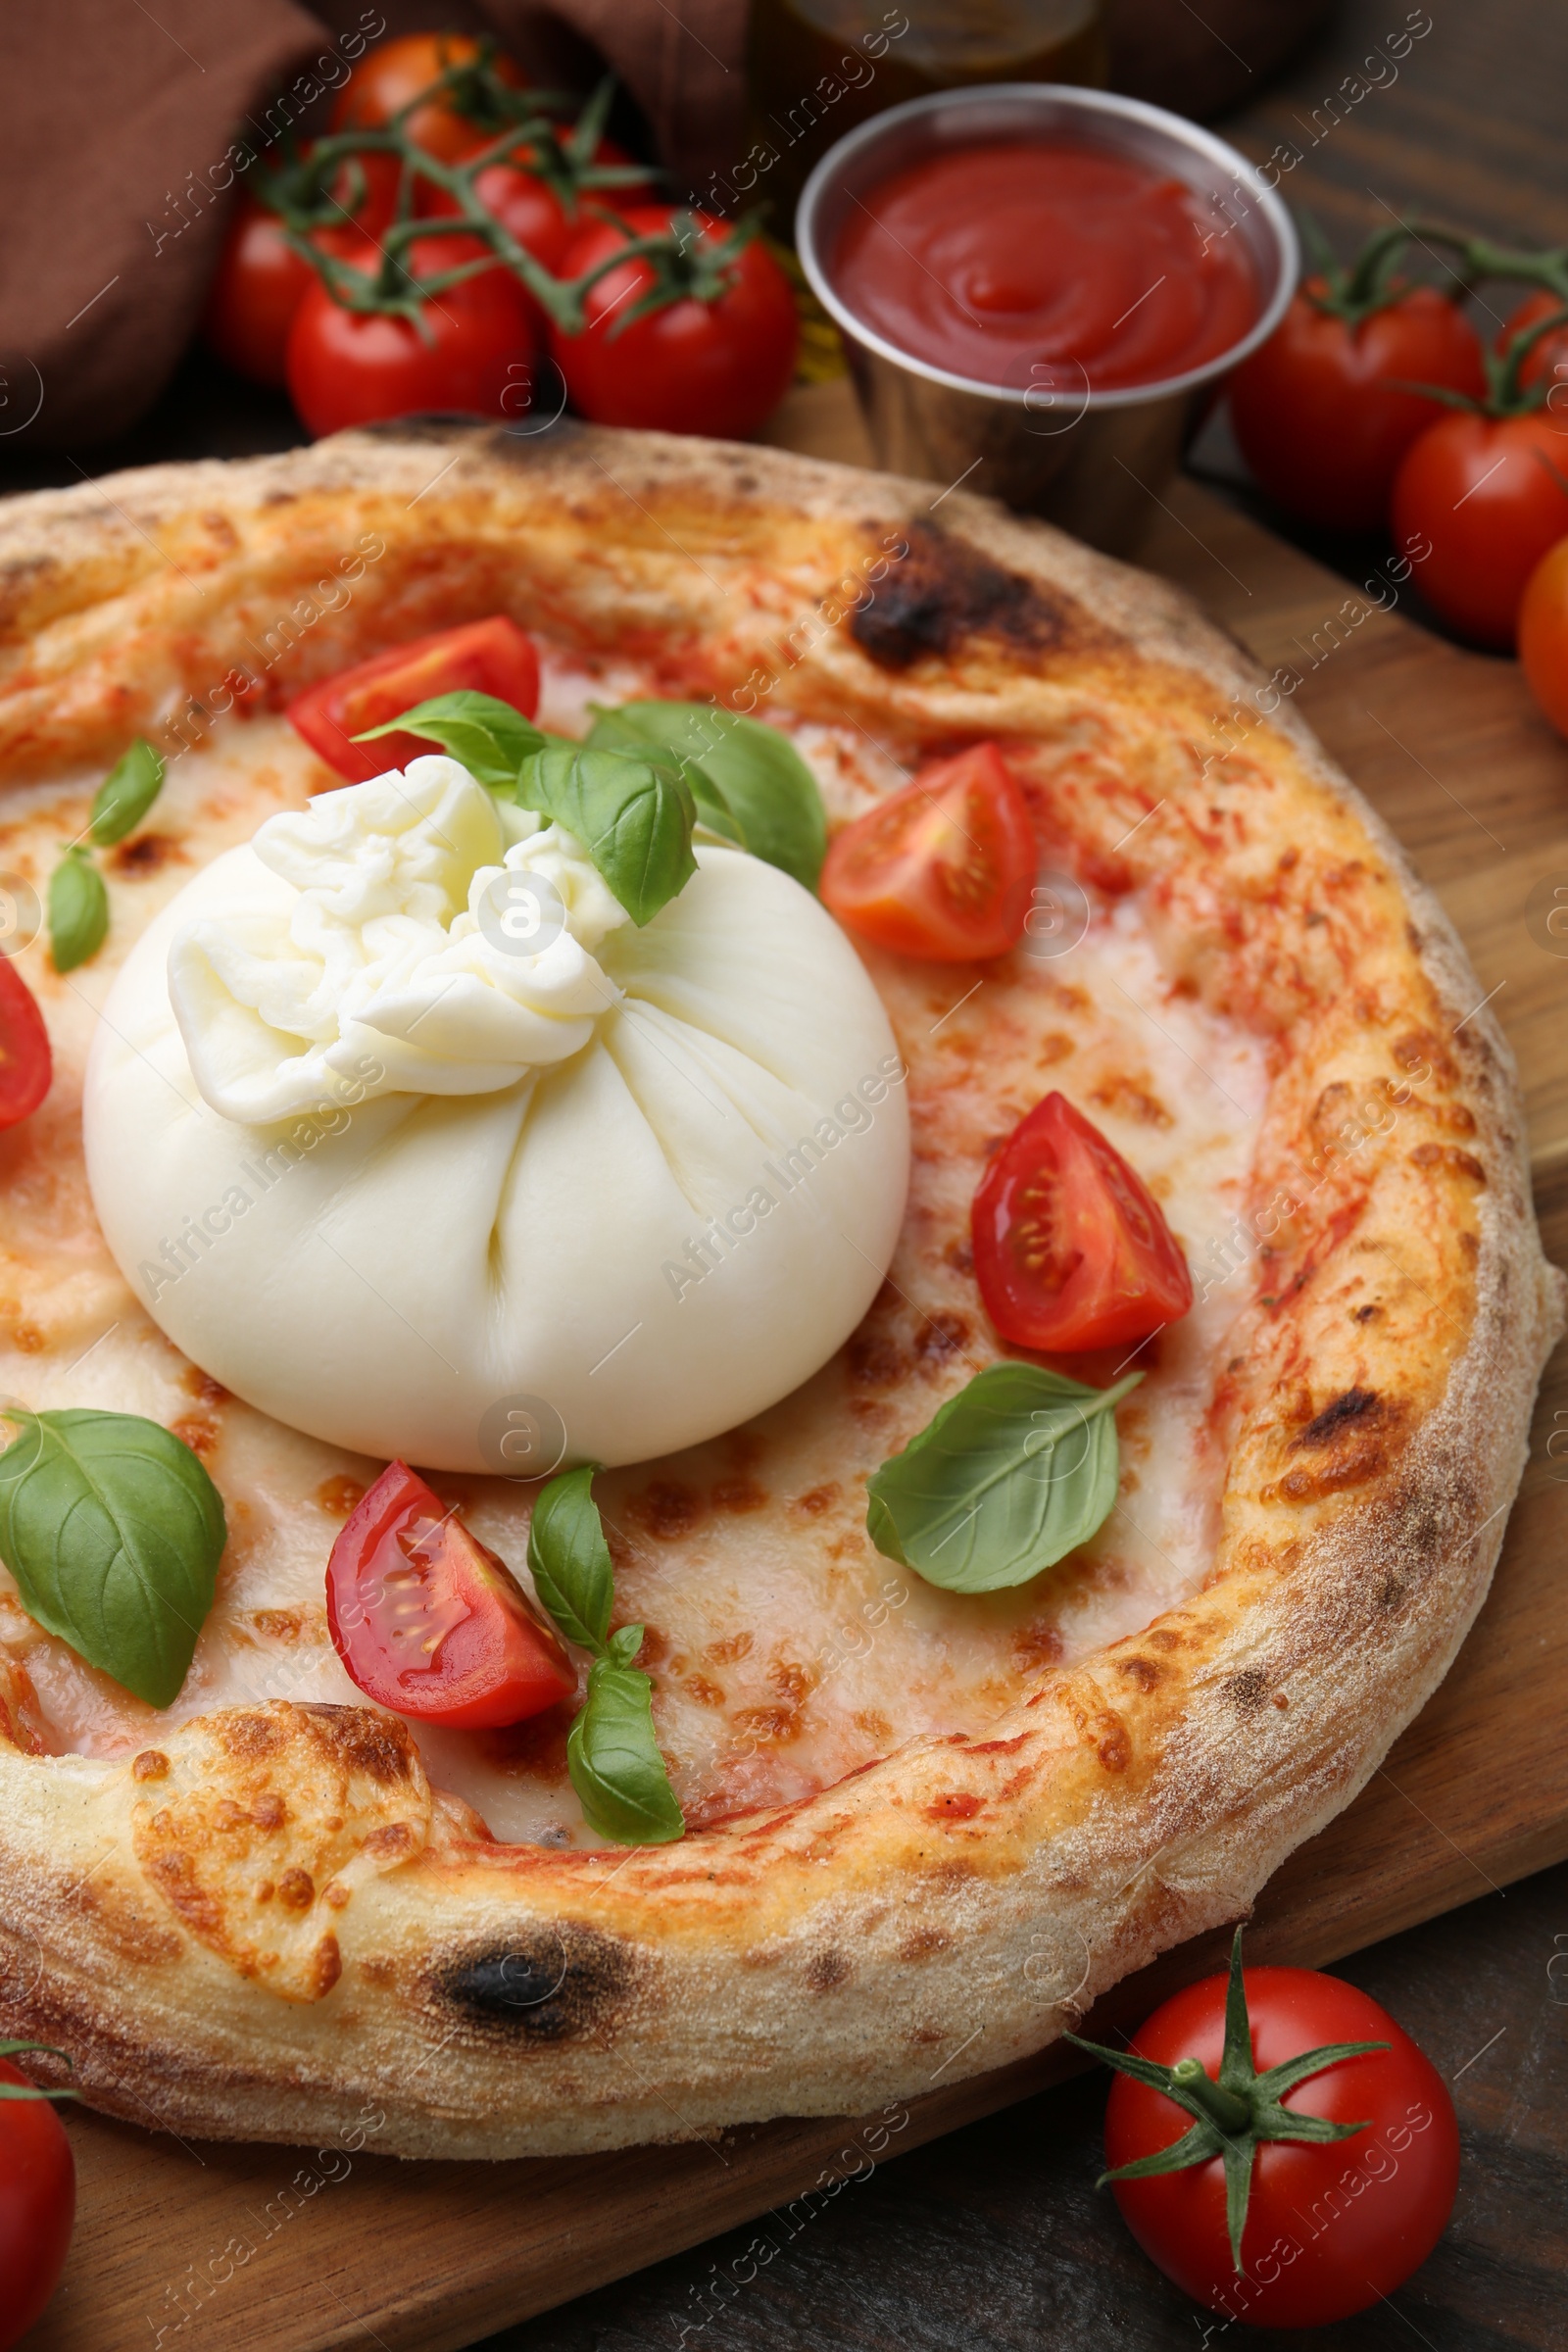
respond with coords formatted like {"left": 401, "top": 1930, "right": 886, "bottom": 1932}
{"left": 0, "top": 422, "right": 1558, "bottom": 2161}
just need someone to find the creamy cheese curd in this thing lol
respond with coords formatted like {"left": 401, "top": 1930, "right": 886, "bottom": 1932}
{"left": 1, "top": 658, "right": 1270, "bottom": 1848}
{"left": 82, "top": 754, "right": 909, "bottom": 1471}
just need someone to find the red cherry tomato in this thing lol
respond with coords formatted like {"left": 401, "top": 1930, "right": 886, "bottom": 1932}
{"left": 1518, "top": 534, "right": 1568, "bottom": 736}
{"left": 0, "top": 958, "right": 51, "bottom": 1130}
{"left": 1227, "top": 282, "right": 1485, "bottom": 532}
{"left": 287, "top": 615, "right": 541, "bottom": 784}
{"left": 819, "top": 743, "right": 1036, "bottom": 962}
{"left": 326, "top": 1460, "right": 575, "bottom": 1729}
{"left": 549, "top": 205, "right": 798, "bottom": 439}
{"left": 284, "top": 233, "right": 539, "bottom": 439}
{"left": 1498, "top": 290, "right": 1568, "bottom": 396}
{"left": 330, "top": 31, "right": 526, "bottom": 162}
{"left": 419, "top": 139, "right": 653, "bottom": 273}
{"left": 1103, "top": 1963, "right": 1458, "bottom": 2328}
{"left": 0, "top": 2054, "right": 75, "bottom": 2349}
{"left": 1392, "top": 407, "right": 1568, "bottom": 647}
{"left": 971, "top": 1091, "right": 1192, "bottom": 1352}
{"left": 201, "top": 190, "right": 392, "bottom": 390}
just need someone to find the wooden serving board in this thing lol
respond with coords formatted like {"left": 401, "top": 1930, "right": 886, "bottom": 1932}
{"left": 32, "top": 392, "right": 1568, "bottom": 2352}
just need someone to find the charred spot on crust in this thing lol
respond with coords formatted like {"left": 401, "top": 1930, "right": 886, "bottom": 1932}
{"left": 850, "top": 521, "right": 1078, "bottom": 669}
{"left": 1226, "top": 1666, "right": 1271, "bottom": 1713}
{"left": 1296, "top": 1387, "right": 1382, "bottom": 1448}
{"left": 111, "top": 831, "right": 183, "bottom": 876}
{"left": 806, "top": 1947, "right": 853, "bottom": 1991}
{"left": 438, "top": 1924, "right": 635, "bottom": 2041}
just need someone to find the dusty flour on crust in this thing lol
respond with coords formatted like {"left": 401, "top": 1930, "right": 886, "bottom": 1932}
{"left": 0, "top": 422, "right": 1558, "bottom": 2159}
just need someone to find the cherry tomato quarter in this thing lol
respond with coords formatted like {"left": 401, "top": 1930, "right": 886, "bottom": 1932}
{"left": 327, "top": 1460, "right": 576, "bottom": 1729}
{"left": 1227, "top": 282, "right": 1485, "bottom": 532}
{"left": 820, "top": 742, "right": 1037, "bottom": 962}
{"left": 1518, "top": 533, "right": 1568, "bottom": 736}
{"left": 0, "top": 2054, "right": 75, "bottom": 2350}
{"left": 972, "top": 1092, "right": 1193, "bottom": 1353}
{"left": 1392, "top": 407, "right": 1568, "bottom": 647}
{"left": 549, "top": 205, "right": 798, "bottom": 438}
{"left": 287, "top": 615, "right": 541, "bottom": 783}
{"left": 330, "top": 31, "right": 526, "bottom": 162}
{"left": 285, "top": 233, "right": 539, "bottom": 439}
{"left": 1100, "top": 1957, "right": 1458, "bottom": 2328}
{"left": 0, "top": 958, "right": 51, "bottom": 1130}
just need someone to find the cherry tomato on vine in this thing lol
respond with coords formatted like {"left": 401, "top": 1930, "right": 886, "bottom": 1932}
{"left": 329, "top": 31, "right": 526, "bottom": 162}
{"left": 1228, "top": 282, "right": 1485, "bottom": 532}
{"left": 327, "top": 1460, "right": 575, "bottom": 1729}
{"left": 971, "top": 1091, "right": 1193, "bottom": 1353}
{"left": 549, "top": 205, "right": 798, "bottom": 438}
{"left": 1498, "top": 289, "right": 1568, "bottom": 399}
{"left": 288, "top": 615, "right": 541, "bottom": 783}
{"left": 201, "top": 176, "right": 395, "bottom": 388}
{"left": 1518, "top": 534, "right": 1568, "bottom": 736}
{"left": 1392, "top": 407, "right": 1568, "bottom": 646}
{"left": 0, "top": 958, "right": 51, "bottom": 1130}
{"left": 419, "top": 136, "right": 653, "bottom": 273}
{"left": 1072, "top": 1934, "right": 1459, "bottom": 2328}
{"left": 284, "top": 234, "right": 538, "bottom": 439}
{"left": 0, "top": 2047, "right": 75, "bottom": 2349}
{"left": 820, "top": 743, "right": 1036, "bottom": 962}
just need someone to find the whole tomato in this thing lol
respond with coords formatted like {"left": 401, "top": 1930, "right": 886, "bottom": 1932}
{"left": 285, "top": 235, "right": 539, "bottom": 438}
{"left": 1392, "top": 407, "right": 1568, "bottom": 646}
{"left": 419, "top": 136, "right": 654, "bottom": 274}
{"left": 1497, "top": 289, "right": 1568, "bottom": 398}
{"left": 0, "top": 2048, "right": 76, "bottom": 2349}
{"left": 1073, "top": 1933, "right": 1458, "bottom": 2329}
{"left": 202, "top": 191, "right": 390, "bottom": 389}
{"left": 550, "top": 206, "right": 798, "bottom": 439}
{"left": 330, "top": 31, "right": 525, "bottom": 162}
{"left": 1228, "top": 281, "right": 1484, "bottom": 531}
{"left": 1518, "top": 533, "right": 1568, "bottom": 735}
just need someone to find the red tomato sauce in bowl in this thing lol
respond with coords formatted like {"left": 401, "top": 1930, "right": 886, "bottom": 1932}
{"left": 829, "top": 140, "right": 1260, "bottom": 393}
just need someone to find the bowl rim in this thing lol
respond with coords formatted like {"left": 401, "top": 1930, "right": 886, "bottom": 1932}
{"left": 795, "top": 81, "right": 1300, "bottom": 413}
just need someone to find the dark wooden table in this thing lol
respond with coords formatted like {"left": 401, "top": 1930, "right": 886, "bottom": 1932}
{"left": 6, "top": 5, "right": 1567, "bottom": 2346}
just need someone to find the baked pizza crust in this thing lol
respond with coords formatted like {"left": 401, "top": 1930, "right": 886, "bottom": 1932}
{"left": 0, "top": 421, "right": 1559, "bottom": 2157}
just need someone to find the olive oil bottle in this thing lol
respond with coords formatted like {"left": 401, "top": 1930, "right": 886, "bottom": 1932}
{"left": 737, "top": 0, "right": 1107, "bottom": 230}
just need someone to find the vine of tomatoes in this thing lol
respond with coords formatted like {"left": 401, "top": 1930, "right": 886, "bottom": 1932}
{"left": 203, "top": 33, "right": 797, "bottom": 442}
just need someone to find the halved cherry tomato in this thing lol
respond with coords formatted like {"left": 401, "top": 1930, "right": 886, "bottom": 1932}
{"left": 330, "top": 31, "right": 526, "bottom": 163}
{"left": 327, "top": 1460, "right": 575, "bottom": 1729}
{"left": 0, "top": 2052, "right": 74, "bottom": 2350}
{"left": 972, "top": 1092, "right": 1193, "bottom": 1352}
{"left": 288, "top": 615, "right": 541, "bottom": 783}
{"left": 820, "top": 743, "right": 1036, "bottom": 962}
{"left": 0, "top": 959, "right": 51, "bottom": 1130}
{"left": 284, "top": 232, "right": 539, "bottom": 440}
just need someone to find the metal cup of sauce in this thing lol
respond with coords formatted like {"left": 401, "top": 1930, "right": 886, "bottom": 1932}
{"left": 796, "top": 84, "right": 1298, "bottom": 552}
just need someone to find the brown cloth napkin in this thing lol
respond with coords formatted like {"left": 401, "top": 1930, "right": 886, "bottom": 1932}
{"left": 0, "top": 0, "right": 1327, "bottom": 452}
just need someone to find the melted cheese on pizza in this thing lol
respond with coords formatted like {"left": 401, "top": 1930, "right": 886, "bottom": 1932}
{"left": 0, "top": 646, "right": 1267, "bottom": 1845}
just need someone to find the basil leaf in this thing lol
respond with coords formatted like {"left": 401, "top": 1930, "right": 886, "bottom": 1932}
{"left": 865, "top": 1364, "right": 1143, "bottom": 1594}
{"left": 355, "top": 691, "right": 549, "bottom": 790}
{"left": 567, "top": 1656, "right": 685, "bottom": 1845}
{"left": 587, "top": 702, "right": 827, "bottom": 890}
{"left": 0, "top": 1408, "right": 227, "bottom": 1707}
{"left": 608, "top": 1622, "right": 644, "bottom": 1667}
{"left": 90, "top": 738, "right": 165, "bottom": 847}
{"left": 49, "top": 849, "right": 109, "bottom": 973}
{"left": 518, "top": 741, "right": 697, "bottom": 925}
{"left": 526, "top": 1463, "right": 613, "bottom": 1652}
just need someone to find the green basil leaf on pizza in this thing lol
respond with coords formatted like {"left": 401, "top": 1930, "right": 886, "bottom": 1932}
{"left": 516, "top": 740, "right": 697, "bottom": 925}
{"left": 526, "top": 1463, "right": 613, "bottom": 1653}
{"left": 48, "top": 849, "right": 109, "bottom": 974}
{"left": 0, "top": 1408, "right": 226, "bottom": 1706}
{"left": 354, "top": 689, "right": 550, "bottom": 789}
{"left": 586, "top": 700, "right": 828, "bottom": 889}
{"left": 90, "top": 738, "right": 166, "bottom": 848}
{"left": 866, "top": 1364, "right": 1143, "bottom": 1593}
